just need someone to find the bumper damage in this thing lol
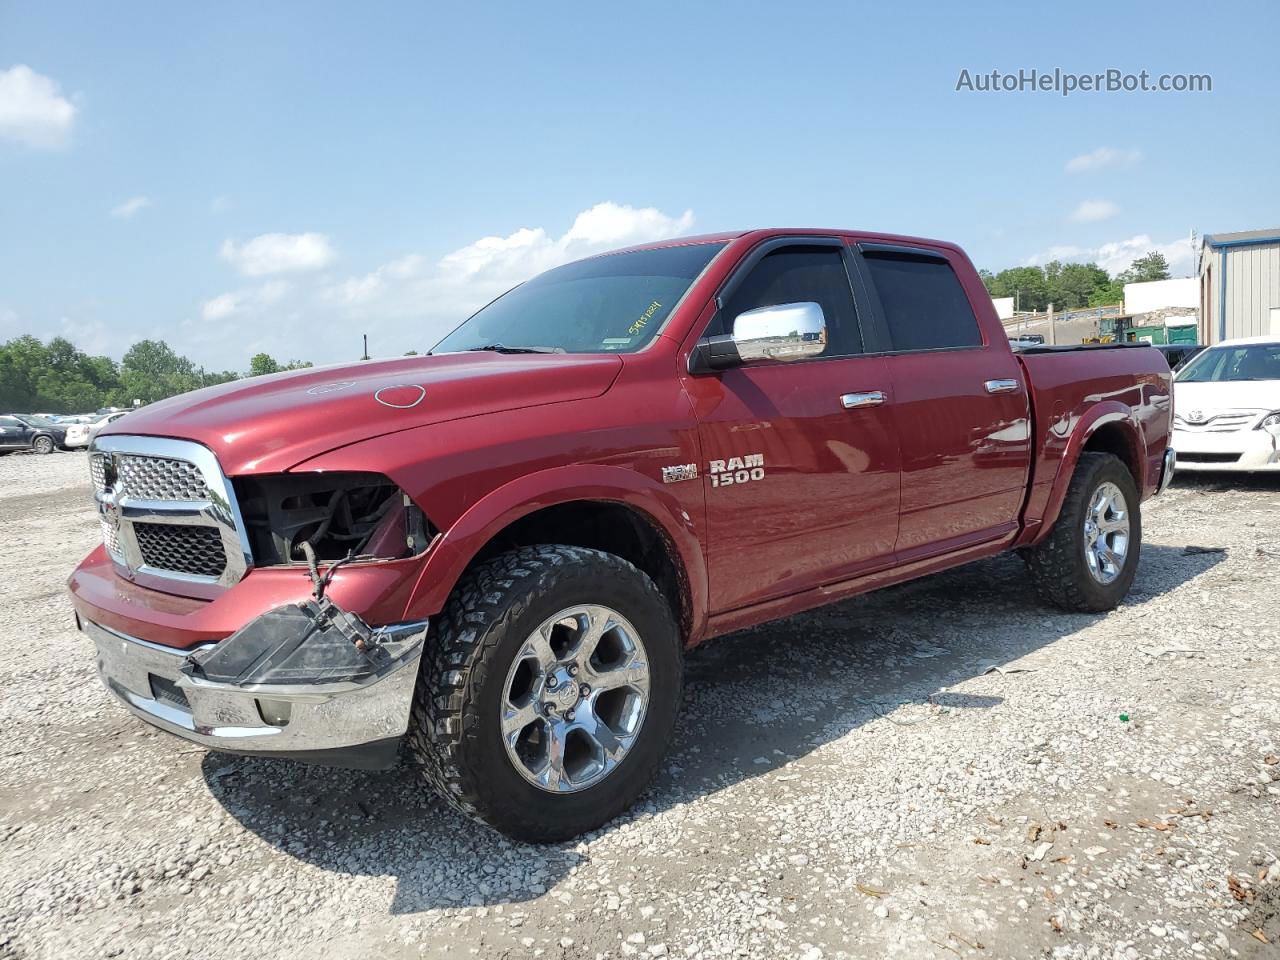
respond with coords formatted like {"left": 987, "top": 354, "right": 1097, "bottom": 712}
{"left": 82, "top": 599, "right": 426, "bottom": 769}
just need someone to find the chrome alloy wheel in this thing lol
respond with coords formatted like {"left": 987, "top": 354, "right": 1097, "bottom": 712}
{"left": 500, "top": 605, "right": 651, "bottom": 793}
{"left": 1083, "top": 481, "right": 1130, "bottom": 585}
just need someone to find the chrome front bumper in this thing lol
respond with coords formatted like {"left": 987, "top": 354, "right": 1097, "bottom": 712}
{"left": 82, "top": 615, "right": 426, "bottom": 768}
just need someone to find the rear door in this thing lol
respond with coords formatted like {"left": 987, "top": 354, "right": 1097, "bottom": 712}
{"left": 682, "top": 238, "right": 901, "bottom": 613}
{"left": 851, "top": 242, "right": 1031, "bottom": 557}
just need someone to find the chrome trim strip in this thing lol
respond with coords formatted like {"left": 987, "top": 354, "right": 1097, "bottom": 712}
{"left": 90, "top": 435, "right": 254, "bottom": 598}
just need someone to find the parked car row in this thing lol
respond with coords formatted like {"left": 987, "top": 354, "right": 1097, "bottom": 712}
{"left": 0, "top": 410, "right": 130, "bottom": 454}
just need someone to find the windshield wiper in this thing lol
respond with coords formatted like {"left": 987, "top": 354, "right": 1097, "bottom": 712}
{"left": 466, "top": 343, "right": 558, "bottom": 354}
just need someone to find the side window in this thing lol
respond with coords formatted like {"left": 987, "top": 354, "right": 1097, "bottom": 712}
{"left": 715, "top": 245, "right": 863, "bottom": 358}
{"left": 861, "top": 252, "right": 983, "bottom": 352}
{"left": 0, "top": 417, "right": 18, "bottom": 427}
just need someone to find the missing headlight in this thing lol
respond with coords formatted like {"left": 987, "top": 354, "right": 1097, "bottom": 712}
{"left": 235, "top": 472, "right": 434, "bottom": 566}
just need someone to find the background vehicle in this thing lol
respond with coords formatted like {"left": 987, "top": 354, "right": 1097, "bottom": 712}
{"left": 1155, "top": 343, "right": 1204, "bottom": 371}
{"left": 64, "top": 411, "right": 129, "bottom": 449}
{"left": 0, "top": 415, "right": 69, "bottom": 454}
{"left": 1171, "top": 336, "right": 1280, "bottom": 471}
{"left": 68, "top": 229, "right": 1172, "bottom": 842}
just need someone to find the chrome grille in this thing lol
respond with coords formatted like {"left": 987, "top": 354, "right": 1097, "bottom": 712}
{"left": 118, "top": 455, "right": 211, "bottom": 502}
{"left": 90, "top": 435, "right": 252, "bottom": 597}
{"left": 99, "top": 517, "right": 122, "bottom": 558}
{"left": 133, "top": 522, "right": 228, "bottom": 578}
{"left": 89, "top": 454, "right": 109, "bottom": 492}
{"left": 1173, "top": 411, "right": 1261, "bottom": 433}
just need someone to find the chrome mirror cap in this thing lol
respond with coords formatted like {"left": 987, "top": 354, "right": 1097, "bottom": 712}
{"left": 731, "top": 301, "right": 827, "bottom": 363}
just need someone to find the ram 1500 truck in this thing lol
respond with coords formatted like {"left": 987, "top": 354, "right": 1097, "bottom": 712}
{"left": 69, "top": 229, "right": 1174, "bottom": 841}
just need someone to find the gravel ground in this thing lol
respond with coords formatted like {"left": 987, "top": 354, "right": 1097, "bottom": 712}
{"left": 1, "top": 451, "right": 1277, "bottom": 960}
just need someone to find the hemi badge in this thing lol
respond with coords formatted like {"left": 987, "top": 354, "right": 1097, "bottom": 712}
{"left": 662, "top": 463, "right": 698, "bottom": 484}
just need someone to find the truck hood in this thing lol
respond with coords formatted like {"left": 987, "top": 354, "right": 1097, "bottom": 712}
{"left": 1174, "top": 379, "right": 1280, "bottom": 417}
{"left": 101, "top": 352, "right": 623, "bottom": 475}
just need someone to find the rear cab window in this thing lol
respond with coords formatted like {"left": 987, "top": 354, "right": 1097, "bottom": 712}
{"left": 857, "top": 247, "right": 983, "bottom": 352}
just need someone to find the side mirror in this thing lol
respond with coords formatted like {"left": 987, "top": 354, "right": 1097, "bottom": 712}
{"left": 690, "top": 301, "right": 828, "bottom": 372}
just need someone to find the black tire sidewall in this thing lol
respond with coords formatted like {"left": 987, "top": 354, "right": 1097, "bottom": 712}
{"left": 34, "top": 436, "right": 54, "bottom": 454}
{"left": 1062, "top": 455, "right": 1142, "bottom": 609}
{"left": 459, "top": 557, "right": 681, "bottom": 840}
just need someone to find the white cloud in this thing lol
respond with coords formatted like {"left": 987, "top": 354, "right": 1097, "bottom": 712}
{"left": 184, "top": 202, "right": 695, "bottom": 366}
{"left": 200, "top": 281, "right": 291, "bottom": 322}
{"left": 0, "top": 65, "right": 76, "bottom": 148}
{"left": 1069, "top": 199, "right": 1119, "bottom": 222}
{"left": 220, "top": 233, "right": 337, "bottom": 276}
{"left": 438, "top": 202, "right": 696, "bottom": 283}
{"left": 1065, "top": 146, "right": 1142, "bottom": 174}
{"left": 1024, "top": 234, "right": 1195, "bottom": 276}
{"left": 110, "top": 195, "right": 151, "bottom": 219}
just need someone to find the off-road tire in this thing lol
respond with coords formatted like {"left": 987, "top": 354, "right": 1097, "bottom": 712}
{"left": 1025, "top": 452, "right": 1141, "bottom": 612}
{"left": 32, "top": 435, "right": 55, "bottom": 455}
{"left": 407, "top": 544, "right": 683, "bottom": 842}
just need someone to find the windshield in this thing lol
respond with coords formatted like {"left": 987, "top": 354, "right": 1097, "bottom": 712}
{"left": 433, "top": 243, "right": 727, "bottom": 355}
{"left": 16, "top": 415, "right": 57, "bottom": 427}
{"left": 1176, "top": 343, "right": 1280, "bottom": 382}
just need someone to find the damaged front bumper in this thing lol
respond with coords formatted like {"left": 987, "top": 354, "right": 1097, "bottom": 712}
{"left": 81, "top": 603, "right": 427, "bottom": 769}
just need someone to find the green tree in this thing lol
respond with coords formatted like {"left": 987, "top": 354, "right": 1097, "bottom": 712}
{"left": 1119, "top": 251, "right": 1171, "bottom": 283}
{"left": 248, "top": 352, "right": 281, "bottom": 377}
{"left": 115, "top": 339, "right": 204, "bottom": 405}
{"left": 1088, "top": 279, "right": 1125, "bottom": 307}
{"left": 0, "top": 335, "right": 124, "bottom": 412}
{"left": 248, "top": 353, "right": 311, "bottom": 377}
{"left": 983, "top": 266, "right": 1050, "bottom": 312}
{"left": 1045, "top": 261, "right": 1110, "bottom": 310}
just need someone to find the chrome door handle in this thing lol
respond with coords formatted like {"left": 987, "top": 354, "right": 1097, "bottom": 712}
{"left": 984, "top": 379, "right": 1020, "bottom": 394}
{"left": 840, "top": 390, "right": 886, "bottom": 409}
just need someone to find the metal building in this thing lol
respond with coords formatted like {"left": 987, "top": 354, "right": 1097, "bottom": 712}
{"left": 1199, "top": 228, "right": 1280, "bottom": 343}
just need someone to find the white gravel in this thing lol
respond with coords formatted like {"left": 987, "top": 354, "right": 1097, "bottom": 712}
{"left": 1, "top": 451, "right": 1277, "bottom": 959}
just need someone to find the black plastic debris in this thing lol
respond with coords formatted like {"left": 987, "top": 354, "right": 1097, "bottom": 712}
{"left": 186, "top": 598, "right": 394, "bottom": 686}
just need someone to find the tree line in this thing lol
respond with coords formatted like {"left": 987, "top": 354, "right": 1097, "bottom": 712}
{"left": 0, "top": 335, "right": 312, "bottom": 415}
{"left": 979, "top": 251, "right": 1171, "bottom": 314}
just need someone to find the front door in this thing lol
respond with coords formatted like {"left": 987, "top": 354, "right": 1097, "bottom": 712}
{"left": 682, "top": 240, "right": 902, "bottom": 613}
{"left": 0, "top": 417, "right": 24, "bottom": 449}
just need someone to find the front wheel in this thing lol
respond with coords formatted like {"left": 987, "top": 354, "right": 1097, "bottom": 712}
{"left": 32, "top": 435, "right": 55, "bottom": 455}
{"left": 1024, "top": 452, "right": 1142, "bottom": 612}
{"left": 407, "top": 544, "right": 683, "bottom": 842}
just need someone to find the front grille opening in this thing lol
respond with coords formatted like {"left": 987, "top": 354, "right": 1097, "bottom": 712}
{"left": 134, "top": 522, "right": 228, "bottom": 578}
{"left": 148, "top": 674, "right": 191, "bottom": 709}
{"left": 1178, "top": 452, "right": 1241, "bottom": 464}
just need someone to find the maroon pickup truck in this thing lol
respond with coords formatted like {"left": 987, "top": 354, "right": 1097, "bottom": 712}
{"left": 69, "top": 229, "right": 1174, "bottom": 841}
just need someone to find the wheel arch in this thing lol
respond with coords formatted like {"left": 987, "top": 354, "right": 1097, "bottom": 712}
{"left": 1033, "top": 403, "right": 1146, "bottom": 543}
{"left": 401, "top": 465, "right": 706, "bottom": 644}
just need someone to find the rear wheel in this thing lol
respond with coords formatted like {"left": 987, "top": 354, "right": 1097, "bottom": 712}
{"left": 32, "top": 435, "right": 55, "bottom": 455}
{"left": 1025, "top": 452, "right": 1141, "bottom": 611}
{"left": 407, "top": 544, "right": 683, "bottom": 842}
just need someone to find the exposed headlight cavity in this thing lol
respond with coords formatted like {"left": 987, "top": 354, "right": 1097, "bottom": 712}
{"left": 235, "top": 472, "right": 434, "bottom": 565}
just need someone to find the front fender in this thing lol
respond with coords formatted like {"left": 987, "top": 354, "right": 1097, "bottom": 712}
{"left": 398, "top": 463, "right": 709, "bottom": 634}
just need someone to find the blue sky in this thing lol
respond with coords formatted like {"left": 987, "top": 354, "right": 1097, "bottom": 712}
{"left": 2, "top": 1, "right": 1277, "bottom": 369}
